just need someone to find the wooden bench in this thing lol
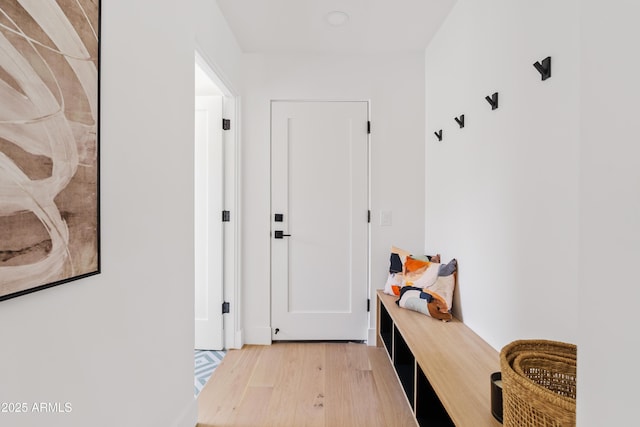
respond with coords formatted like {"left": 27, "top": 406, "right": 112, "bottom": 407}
{"left": 376, "top": 290, "right": 502, "bottom": 427}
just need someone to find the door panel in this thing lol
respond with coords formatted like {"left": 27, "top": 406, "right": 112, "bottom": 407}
{"left": 195, "top": 95, "right": 224, "bottom": 350}
{"left": 271, "top": 101, "right": 368, "bottom": 341}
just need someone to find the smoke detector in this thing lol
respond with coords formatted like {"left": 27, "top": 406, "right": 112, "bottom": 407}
{"left": 325, "top": 11, "right": 349, "bottom": 27}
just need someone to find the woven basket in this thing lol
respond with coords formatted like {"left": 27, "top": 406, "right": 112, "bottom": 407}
{"left": 500, "top": 340, "right": 577, "bottom": 427}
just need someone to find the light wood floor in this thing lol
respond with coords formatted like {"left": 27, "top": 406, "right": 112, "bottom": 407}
{"left": 197, "top": 342, "right": 417, "bottom": 427}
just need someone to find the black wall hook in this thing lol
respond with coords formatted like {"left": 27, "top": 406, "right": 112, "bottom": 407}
{"left": 434, "top": 129, "right": 443, "bottom": 141}
{"left": 533, "top": 56, "right": 551, "bottom": 81}
{"left": 454, "top": 114, "right": 465, "bottom": 128}
{"left": 485, "top": 92, "right": 499, "bottom": 110}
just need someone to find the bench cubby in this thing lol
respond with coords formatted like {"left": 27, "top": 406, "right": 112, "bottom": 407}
{"left": 377, "top": 290, "right": 502, "bottom": 427}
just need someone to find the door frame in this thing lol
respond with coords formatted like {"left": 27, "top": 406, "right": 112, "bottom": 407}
{"left": 268, "top": 99, "right": 372, "bottom": 343}
{"left": 195, "top": 48, "right": 242, "bottom": 349}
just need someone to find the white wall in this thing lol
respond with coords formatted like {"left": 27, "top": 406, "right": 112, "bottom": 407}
{"left": 425, "top": 0, "right": 580, "bottom": 349}
{"left": 578, "top": 1, "right": 640, "bottom": 425}
{"left": 195, "top": 0, "right": 243, "bottom": 93}
{"left": 0, "top": 1, "right": 243, "bottom": 426}
{"left": 241, "top": 53, "right": 426, "bottom": 344}
{"left": 426, "top": 1, "right": 640, "bottom": 424}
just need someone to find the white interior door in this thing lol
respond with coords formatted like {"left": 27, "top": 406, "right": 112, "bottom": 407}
{"left": 271, "top": 101, "right": 369, "bottom": 341}
{"left": 195, "top": 95, "right": 224, "bottom": 350}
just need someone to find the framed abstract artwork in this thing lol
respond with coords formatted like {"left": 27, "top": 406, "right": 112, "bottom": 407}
{"left": 0, "top": 0, "right": 100, "bottom": 301}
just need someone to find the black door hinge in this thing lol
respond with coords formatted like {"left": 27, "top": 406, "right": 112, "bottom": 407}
{"left": 367, "top": 298, "right": 371, "bottom": 312}
{"left": 222, "top": 118, "right": 231, "bottom": 130}
{"left": 222, "top": 210, "right": 230, "bottom": 222}
{"left": 222, "top": 302, "right": 230, "bottom": 314}
{"left": 367, "top": 210, "right": 371, "bottom": 223}
{"left": 367, "top": 121, "right": 371, "bottom": 134}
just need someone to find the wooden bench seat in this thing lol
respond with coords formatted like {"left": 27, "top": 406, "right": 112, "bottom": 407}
{"left": 376, "top": 290, "right": 502, "bottom": 427}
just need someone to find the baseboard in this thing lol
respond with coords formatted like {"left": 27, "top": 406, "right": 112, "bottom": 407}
{"left": 234, "top": 329, "right": 244, "bottom": 349}
{"left": 173, "top": 397, "right": 197, "bottom": 427}
{"left": 244, "top": 326, "right": 272, "bottom": 345}
{"left": 367, "top": 328, "right": 377, "bottom": 346}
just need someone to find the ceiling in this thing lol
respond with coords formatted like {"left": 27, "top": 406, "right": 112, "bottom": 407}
{"left": 215, "top": 0, "right": 457, "bottom": 53}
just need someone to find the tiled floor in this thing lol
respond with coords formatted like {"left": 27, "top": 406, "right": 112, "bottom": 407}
{"left": 195, "top": 349, "right": 226, "bottom": 396}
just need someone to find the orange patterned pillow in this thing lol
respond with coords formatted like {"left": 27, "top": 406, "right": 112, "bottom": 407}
{"left": 384, "top": 246, "right": 410, "bottom": 295}
{"left": 384, "top": 247, "right": 440, "bottom": 296}
{"left": 423, "top": 273, "right": 456, "bottom": 312}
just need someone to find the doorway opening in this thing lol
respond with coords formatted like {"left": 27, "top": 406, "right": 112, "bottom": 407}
{"left": 193, "top": 50, "right": 240, "bottom": 394}
{"left": 194, "top": 60, "right": 224, "bottom": 352}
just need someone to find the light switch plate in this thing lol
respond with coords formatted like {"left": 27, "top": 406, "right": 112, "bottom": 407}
{"left": 380, "top": 210, "right": 392, "bottom": 226}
